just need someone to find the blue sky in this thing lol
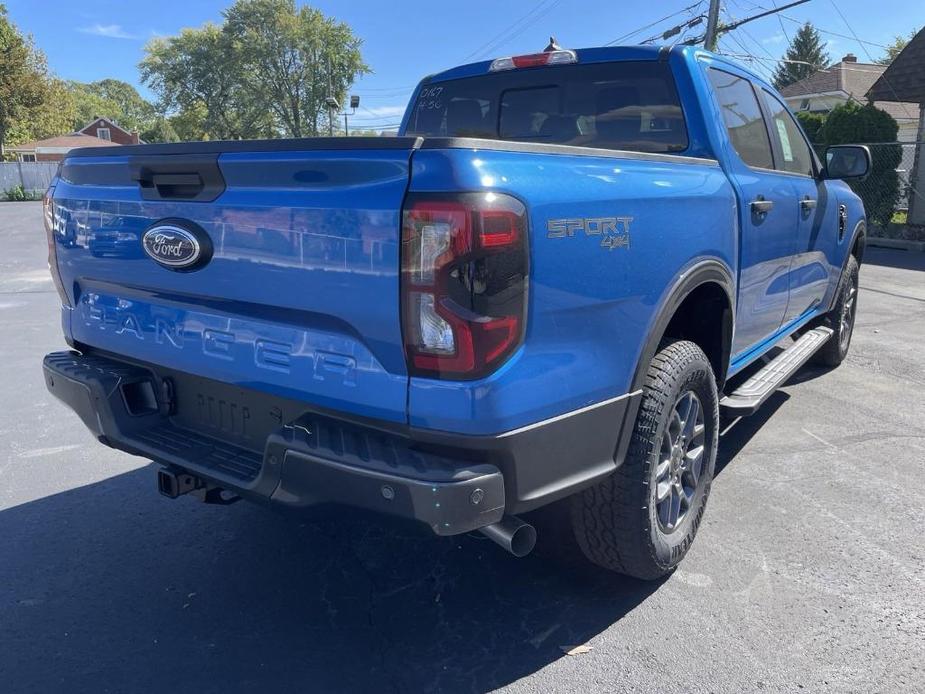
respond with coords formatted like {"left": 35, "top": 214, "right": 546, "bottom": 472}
{"left": 4, "top": 0, "right": 922, "bottom": 130}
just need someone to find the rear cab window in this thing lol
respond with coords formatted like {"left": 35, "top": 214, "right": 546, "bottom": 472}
{"left": 406, "top": 61, "right": 689, "bottom": 154}
{"left": 707, "top": 68, "right": 773, "bottom": 170}
{"left": 760, "top": 89, "right": 816, "bottom": 177}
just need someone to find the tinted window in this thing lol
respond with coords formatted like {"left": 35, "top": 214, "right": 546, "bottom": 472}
{"left": 406, "top": 61, "right": 689, "bottom": 154}
{"left": 708, "top": 68, "right": 773, "bottom": 169}
{"left": 761, "top": 90, "right": 815, "bottom": 176}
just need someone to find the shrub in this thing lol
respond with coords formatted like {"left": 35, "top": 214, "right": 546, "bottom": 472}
{"left": 819, "top": 102, "right": 902, "bottom": 226}
{"left": 795, "top": 111, "right": 825, "bottom": 144}
{"left": 2, "top": 185, "right": 42, "bottom": 202}
{"left": 3, "top": 185, "right": 27, "bottom": 201}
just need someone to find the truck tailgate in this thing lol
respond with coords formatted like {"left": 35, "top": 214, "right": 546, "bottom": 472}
{"left": 51, "top": 140, "right": 417, "bottom": 424}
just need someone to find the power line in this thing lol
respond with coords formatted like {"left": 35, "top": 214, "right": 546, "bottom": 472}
{"left": 460, "top": 0, "right": 562, "bottom": 62}
{"left": 825, "top": 0, "right": 916, "bottom": 121}
{"left": 350, "top": 1, "right": 564, "bottom": 118}
{"left": 640, "top": 14, "right": 705, "bottom": 44}
{"left": 715, "top": 0, "right": 811, "bottom": 39}
{"left": 769, "top": 0, "right": 792, "bottom": 43}
{"left": 722, "top": 5, "right": 778, "bottom": 61}
{"left": 735, "top": 1, "right": 890, "bottom": 49}
{"left": 719, "top": 32, "right": 775, "bottom": 79}
{"left": 355, "top": 85, "right": 416, "bottom": 92}
{"left": 606, "top": 2, "right": 704, "bottom": 46}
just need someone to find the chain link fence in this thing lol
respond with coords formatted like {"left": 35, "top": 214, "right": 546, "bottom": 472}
{"left": 812, "top": 141, "right": 925, "bottom": 241}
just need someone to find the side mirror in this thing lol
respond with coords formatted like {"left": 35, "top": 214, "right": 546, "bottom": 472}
{"left": 823, "top": 145, "right": 871, "bottom": 180}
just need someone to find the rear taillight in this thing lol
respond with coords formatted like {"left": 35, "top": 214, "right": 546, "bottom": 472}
{"left": 401, "top": 193, "right": 528, "bottom": 379}
{"left": 43, "top": 185, "right": 69, "bottom": 306}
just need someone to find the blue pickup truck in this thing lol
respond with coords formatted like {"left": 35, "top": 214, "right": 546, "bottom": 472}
{"left": 42, "top": 44, "right": 870, "bottom": 579}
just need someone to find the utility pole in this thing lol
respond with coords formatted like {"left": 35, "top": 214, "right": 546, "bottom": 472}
{"left": 702, "top": 0, "right": 810, "bottom": 51}
{"left": 704, "top": 0, "right": 721, "bottom": 51}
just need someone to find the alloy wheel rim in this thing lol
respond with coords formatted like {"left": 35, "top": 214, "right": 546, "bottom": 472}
{"left": 655, "top": 390, "right": 706, "bottom": 534}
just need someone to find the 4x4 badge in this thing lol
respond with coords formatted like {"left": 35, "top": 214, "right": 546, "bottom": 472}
{"left": 546, "top": 216, "right": 632, "bottom": 251}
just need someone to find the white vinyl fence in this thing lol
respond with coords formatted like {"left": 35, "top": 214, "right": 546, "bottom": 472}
{"left": 0, "top": 162, "right": 59, "bottom": 196}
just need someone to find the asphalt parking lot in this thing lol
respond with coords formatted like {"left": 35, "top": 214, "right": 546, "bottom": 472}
{"left": 1, "top": 200, "right": 923, "bottom": 693}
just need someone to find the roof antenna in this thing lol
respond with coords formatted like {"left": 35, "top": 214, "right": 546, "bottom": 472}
{"left": 544, "top": 36, "right": 561, "bottom": 52}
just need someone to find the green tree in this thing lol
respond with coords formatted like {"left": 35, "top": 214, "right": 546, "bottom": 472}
{"left": 0, "top": 4, "right": 56, "bottom": 156}
{"left": 26, "top": 78, "right": 76, "bottom": 140}
{"left": 820, "top": 102, "right": 902, "bottom": 227}
{"left": 772, "top": 22, "right": 831, "bottom": 90}
{"left": 141, "top": 116, "right": 180, "bottom": 143}
{"left": 68, "top": 79, "right": 157, "bottom": 133}
{"left": 223, "top": 0, "right": 369, "bottom": 137}
{"left": 168, "top": 103, "right": 210, "bottom": 141}
{"left": 876, "top": 29, "right": 917, "bottom": 65}
{"left": 66, "top": 83, "right": 120, "bottom": 131}
{"left": 141, "top": 23, "right": 273, "bottom": 140}
{"left": 140, "top": 0, "right": 369, "bottom": 139}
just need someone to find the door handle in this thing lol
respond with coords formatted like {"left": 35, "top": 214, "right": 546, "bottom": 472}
{"left": 750, "top": 197, "right": 774, "bottom": 214}
{"left": 800, "top": 196, "right": 817, "bottom": 211}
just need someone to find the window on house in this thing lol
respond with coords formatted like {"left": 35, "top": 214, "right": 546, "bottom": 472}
{"left": 97, "top": 128, "right": 111, "bottom": 141}
{"left": 21, "top": 154, "right": 37, "bottom": 162}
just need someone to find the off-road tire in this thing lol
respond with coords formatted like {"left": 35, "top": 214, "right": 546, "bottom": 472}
{"left": 570, "top": 340, "right": 719, "bottom": 580}
{"left": 813, "top": 255, "right": 859, "bottom": 367}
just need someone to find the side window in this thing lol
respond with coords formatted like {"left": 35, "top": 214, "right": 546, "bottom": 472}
{"left": 707, "top": 68, "right": 773, "bottom": 170}
{"left": 761, "top": 90, "right": 815, "bottom": 177}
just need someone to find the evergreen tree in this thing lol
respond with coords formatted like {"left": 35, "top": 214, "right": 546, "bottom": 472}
{"left": 772, "top": 22, "right": 830, "bottom": 90}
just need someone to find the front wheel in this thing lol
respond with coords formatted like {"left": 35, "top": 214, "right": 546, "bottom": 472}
{"left": 813, "top": 255, "right": 859, "bottom": 367}
{"left": 570, "top": 340, "right": 719, "bottom": 580}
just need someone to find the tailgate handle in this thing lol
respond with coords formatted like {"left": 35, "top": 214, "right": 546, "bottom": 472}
{"left": 147, "top": 173, "right": 203, "bottom": 199}
{"left": 129, "top": 155, "right": 226, "bottom": 202}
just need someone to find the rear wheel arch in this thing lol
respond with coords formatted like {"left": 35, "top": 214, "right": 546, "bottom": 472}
{"left": 631, "top": 260, "right": 735, "bottom": 393}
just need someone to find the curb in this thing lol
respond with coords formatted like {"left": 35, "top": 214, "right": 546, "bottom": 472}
{"left": 867, "top": 237, "right": 925, "bottom": 253}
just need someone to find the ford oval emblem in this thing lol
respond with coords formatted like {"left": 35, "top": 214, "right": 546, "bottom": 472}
{"left": 141, "top": 220, "right": 211, "bottom": 271}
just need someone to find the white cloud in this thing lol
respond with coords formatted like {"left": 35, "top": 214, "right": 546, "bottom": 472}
{"left": 78, "top": 24, "right": 140, "bottom": 40}
{"left": 761, "top": 34, "right": 786, "bottom": 45}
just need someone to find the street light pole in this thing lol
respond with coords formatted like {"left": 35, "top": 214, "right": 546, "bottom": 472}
{"left": 327, "top": 55, "right": 335, "bottom": 136}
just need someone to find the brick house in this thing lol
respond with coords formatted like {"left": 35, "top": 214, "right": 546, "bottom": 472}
{"left": 9, "top": 117, "right": 141, "bottom": 162}
{"left": 76, "top": 116, "right": 141, "bottom": 146}
{"left": 8, "top": 133, "right": 121, "bottom": 162}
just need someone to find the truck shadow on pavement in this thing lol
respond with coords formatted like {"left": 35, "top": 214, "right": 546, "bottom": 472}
{"left": 0, "top": 465, "right": 662, "bottom": 694}
{"left": 0, "top": 396, "right": 788, "bottom": 694}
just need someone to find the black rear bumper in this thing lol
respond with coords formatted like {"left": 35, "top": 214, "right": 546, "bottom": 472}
{"left": 43, "top": 350, "right": 640, "bottom": 536}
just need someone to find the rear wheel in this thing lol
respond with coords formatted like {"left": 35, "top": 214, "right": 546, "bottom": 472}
{"left": 570, "top": 340, "right": 719, "bottom": 580}
{"left": 813, "top": 255, "right": 859, "bottom": 367}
